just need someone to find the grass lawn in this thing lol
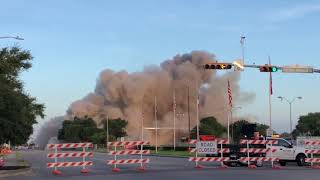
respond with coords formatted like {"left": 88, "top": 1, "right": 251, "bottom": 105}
{"left": 150, "top": 150, "right": 192, "bottom": 157}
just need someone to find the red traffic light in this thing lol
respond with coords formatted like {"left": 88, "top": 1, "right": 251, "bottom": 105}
{"left": 204, "top": 63, "right": 232, "bottom": 70}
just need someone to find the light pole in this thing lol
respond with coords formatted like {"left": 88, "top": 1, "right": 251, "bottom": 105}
{"left": 277, "top": 96, "right": 302, "bottom": 136}
{"left": 175, "top": 113, "right": 185, "bottom": 151}
{"left": 0, "top": 36, "right": 24, "bottom": 40}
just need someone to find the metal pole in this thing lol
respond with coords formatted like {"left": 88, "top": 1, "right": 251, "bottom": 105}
{"left": 196, "top": 84, "right": 199, "bottom": 168}
{"left": 227, "top": 110, "right": 230, "bottom": 143}
{"left": 114, "top": 145, "right": 117, "bottom": 169}
{"left": 173, "top": 90, "right": 176, "bottom": 151}
{"left": 188, "top": 86, "right": 191, "bottom": 139}
{"left": 155, "top": 96, "right": 158, "bottom": 153}
{"left": 82, "top": 147, "right": 85, "bottom": 170}
{"left": 231, "top": 110, "right": 233, "bottom": 142}
{"left": 54, "top": 147, "right": 58, "bottom": 172}
{"left": 141, "top": 108, "right": 144, "bottom": 168}
{"left": 268, "top": 56, "right": 272, "bottom": 135}
{"left": 289, "top": 102, "right": 292, "bottom": 134}
{"left": 106, "top": 116, "right": 109, "bottom": 153}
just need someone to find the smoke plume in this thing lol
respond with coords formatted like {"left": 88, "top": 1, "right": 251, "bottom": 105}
{"left": 34, "top": 116, "right": 64, "bottom": 149}
{"left": 64, "top": 51, "right": 255, "bottom": 145}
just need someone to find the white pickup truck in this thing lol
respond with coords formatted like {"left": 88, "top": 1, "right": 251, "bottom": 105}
{"left": 266, "top": 138, "right": 308, "bottom": 166}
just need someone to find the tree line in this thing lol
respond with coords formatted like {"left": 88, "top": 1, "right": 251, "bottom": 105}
{"left": 58, "top": 116, "right": 128, "bottom": 144}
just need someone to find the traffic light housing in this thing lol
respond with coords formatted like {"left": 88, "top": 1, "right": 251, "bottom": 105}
{"left": 259, "top": 65, "right": 278, "bottom": 72}
{"left": 204, "top": 63, "right": 232, "bottom": 70}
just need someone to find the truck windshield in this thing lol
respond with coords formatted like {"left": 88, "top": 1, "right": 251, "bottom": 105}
{"left": 274, "top": 139, "right": 291, "bottom": 148}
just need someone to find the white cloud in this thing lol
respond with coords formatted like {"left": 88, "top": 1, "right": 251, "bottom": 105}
{"left": 266, "top": 3, "right": 320, "bottom": 23}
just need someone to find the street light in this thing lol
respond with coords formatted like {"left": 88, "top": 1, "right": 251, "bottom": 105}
{"left": 277, "top": 96, "right": 302, "bottom": 136}
{"left": 0, "top": 36, "right": 24, "bottom": 40}
{"left": 174, "top": 113, "right": 185, "bottom": 151}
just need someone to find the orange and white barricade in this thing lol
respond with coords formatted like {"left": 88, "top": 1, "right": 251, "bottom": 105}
{"left": 107, "top": 141, "right": 150, "bottom": 172}
{"left": 239, "top": 139, "right": 278, "bottom": 169}
{"left": 305, "top": 140, "right": 320, "bottom": 169}
{"left": 188, "top": 139, "right": 230, "bottom": 169}
{"left": 46, "top": 143, "right": 93, "bottom": 175}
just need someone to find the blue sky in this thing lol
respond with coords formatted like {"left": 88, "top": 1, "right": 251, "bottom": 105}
{"left": 1, "top": 0, "right": 320, "bottom": 132}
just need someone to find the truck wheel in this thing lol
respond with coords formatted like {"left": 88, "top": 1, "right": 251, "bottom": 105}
{"left": 279, "top": 160, "right": 286, "bottom": 166}
{"left": 296, "top": 154, "right": 306, "bottom": 166}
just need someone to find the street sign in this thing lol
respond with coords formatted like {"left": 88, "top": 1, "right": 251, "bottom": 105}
{"left": 282, "top": 66, "right": 314, "bottom": 73}
{"left": 200, "top": 135, "right": 215, "bottom": 141}
{"left": 196, "top": 141, "right": 217, "bottom": 154}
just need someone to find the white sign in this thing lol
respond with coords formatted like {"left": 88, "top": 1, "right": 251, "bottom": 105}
{"left": 196, "top": 141, "right": 217, "bottom": 154}
{"left": 282, "top": 66, "right": 314, "bottom": 73}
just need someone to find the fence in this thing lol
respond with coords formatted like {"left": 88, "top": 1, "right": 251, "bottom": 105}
{"left": 305, "top": 140, "right": 320, "bottom": 168}
{"left": 239, "top": 139, "right": 278, "bottom": 168}
{"left": 46, "top": 143, "right": 93, "bottom": 175}
{"left": 107, "top": 141, "right": 150, "bottom": 172}
{"left": 188, "top": 139, "right": 229, "bottom": 168}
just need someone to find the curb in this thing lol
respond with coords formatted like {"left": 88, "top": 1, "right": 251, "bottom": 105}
{"left": 0, "top": 167, "right": 32, "bottom": 178}
{"left": 146, "top": 154, "right": 190, "bottom": 159}
{"left": 93, "top": 150, "right": 194, "bottom": 158}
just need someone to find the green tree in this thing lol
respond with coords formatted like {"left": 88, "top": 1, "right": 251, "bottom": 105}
{"left": 90, "top": 129, "right": 107, "bottom": 144}
{"left": 103, "top": 118, "right": 128, "bottom": 141}
{"left": 191, "top": 116, "right": 227, "bottom": 139}
{"left": 58, "top": 116, "right": 98, "bottom": 142}
{"left": 231, "top": 120, "right": 269, "bottom": 142}
{"left": 292, "top": 112, "right": 320, "bottom": 137}
{"left": 0, "top": 47, "right": 45, "bottom": 145}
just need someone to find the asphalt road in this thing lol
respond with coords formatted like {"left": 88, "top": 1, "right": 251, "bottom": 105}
{"left": 4, "top": 150, "right": 320, "bottom": 180}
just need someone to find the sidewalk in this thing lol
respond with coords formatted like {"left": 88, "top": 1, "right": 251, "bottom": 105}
{"left": 0, "top": 151, "right": 31, "bottom": 178}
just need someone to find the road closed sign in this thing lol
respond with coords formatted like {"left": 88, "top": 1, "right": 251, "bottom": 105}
{"left": 197, "top": 141, "right": 217, "bottom": 154}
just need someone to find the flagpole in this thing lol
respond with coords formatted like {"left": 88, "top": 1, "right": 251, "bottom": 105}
{"left": 227, "top": 109, "right": 230, "bottom": 143}
{"left": 196, "top": 83, "right": 199, "bottom": 168}
{"left": 154, "top": 96, "right": 158, "bottom": 153}
{"left": 173, "top": 90, "right": 176, "bottom": 151}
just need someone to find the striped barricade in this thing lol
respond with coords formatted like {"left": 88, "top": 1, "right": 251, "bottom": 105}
{"left": 240, "top": 139, "right": 278, "bottom": 169}
{"left": 188, "top": 138, "right": 229, "bottom": 169}
{"left": 240, "top": 157, "right": 279, "bottom": 162}
{"left": 189, "top": 157, "right": 230, "bottom": 162}
{"left": 46, "top": 142, "right": 93, "bottom": 175}
{"left": 107, "top": 141, "right": 150, "bottom": 172}
{"left": 304, "top": 140, "right": 320, "bottom": 168}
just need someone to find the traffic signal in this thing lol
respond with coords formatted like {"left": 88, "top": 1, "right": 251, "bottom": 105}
{"left": 259, "top": 65, "right": 279, "bottom": 72}
{"left": 204, "top": 63, "right": 232, "bottom": 70}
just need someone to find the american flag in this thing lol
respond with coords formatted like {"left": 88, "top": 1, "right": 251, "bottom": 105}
{"left": 227, "top": 80, "right": 233, "bottom": 108}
